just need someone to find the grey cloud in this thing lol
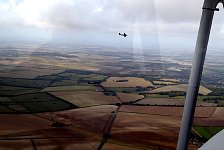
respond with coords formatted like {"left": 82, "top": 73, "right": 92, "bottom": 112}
{"left": 38, "top": 0, "right": 159, "bottom": 34}
{"left": 42, "top": 0, "right": 222, "bottom": 35}
{"left": 155, "top": 0, "right": 204, "bottom": 23}
{"left": 0, "top": 0, "right": 224, "bottom": 47}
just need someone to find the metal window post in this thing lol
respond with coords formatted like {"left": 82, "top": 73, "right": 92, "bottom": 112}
{"left": 176, "top": 0, "right": 222, "bottom": 149}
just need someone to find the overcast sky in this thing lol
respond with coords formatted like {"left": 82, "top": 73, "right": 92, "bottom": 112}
{"left": 1, "top": 0, "right": 224, "bottom": 51}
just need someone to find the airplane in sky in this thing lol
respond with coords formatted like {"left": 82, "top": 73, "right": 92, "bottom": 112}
{"left": 119, "top": 32, "right": 127, "bottom": 37}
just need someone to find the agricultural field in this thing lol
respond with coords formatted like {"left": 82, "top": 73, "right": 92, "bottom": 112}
{"left": 149, "top": 84, "right": 212, "bottom": 95}
{"left": 116, "top": 92, "right": 144, "bottom": 103}
{"left": 98, "top": 66, "right": 124, "bottom": 74}
{"left": 109, "top": 112, "right": 197, "bottom": 150}
{"left": 101, "top": 77, "right": 153, "bottom": 88}
{"left": 105, "top": 87, "right": 138, "bottom": 93}
{"left": 11, "top": 93, "right": 60, "bottom": 103}
{"left": 0, "top": 105, "right": 15, "bottom": 113}
{"left": 37, "top": 105, "right": 199, "bottom": 150}
{"left": 110, "top": 112, "right": 197, "bottom": 150}
{"left": 81, "top": 74, "right": 107, "bottom": 81}
{"left": 50, "top": 79, "right": 79, "bottom": 86}
{"left": 193, "top": 126, "right": 224, "bottom": 140}
{"left": 135, "top": 97, "right": 216, "bottom": 106}
{"left": 0, "top": 85, "right": 39, "bottom": 96}
{"left": 159, "top": 78, "right": 179, "bottom": 82}
{"left": 50, "top": 91, "right": 120, "bottom": 107}
{"left": 167, "top": 67, "right": 182, "bottom": 72}
{"left": 0, "top": 77, "right": 51, "bottom": 88}
{"left": 29, "top": 56, "right": 101, "bottom": 71}
{"left": 0, "top": 54, "right": 104, "bottom": 80}
{"left": 0, "top": 93, "right": 76, "bottom": 113}
{"left": 21, "top": 101, "right": 74, "bottom": 113}
{"left": 0, "top": 114, "right": 54, "bottom": 137}
{"left": 103, "top": 140, "right": 145, "bottom": 150}
{"left": 42, "top": 105, "right": 118, "bottom": 134}
{"left": 153, "top": 80, "right": 176, "bottom": 85}
{"left": 41, "top": 85, "right": 99, "bottom": 92}
{"left": 135, "top": 98, "right": 184, "bottom": 106}
{"left": 6, "top": 104, "right": 28, "bottom": 113}
{"left": 0, "top": 113, "right": 102, "bottom": 150}
{"left": 117, "top": 105, "right": 224, "bottom": 147}
{"left": 0, "top": 65, "right": 65, "bottom": 79}
{"left": 1, "top": 45, "right": 224, "bottom": 149}
{"left": 211, "top": 107, "right": 224, "bottom": 119}
{"left": 48, "top": 71, "right": 107, "bottom": 86}
{"left": 145, "top": 93, "right": 170, "bottom": 98}
{"left": 0, "top": 139, "right": 34, "bottom": 149}
{"left": 0, "top": 97, "right": 13, "bottom": 102}
{"left": 119, "top": 105, "right": 216, "bottom": 118}
{"left": 56, "top": 72, "right": 104, "bottom": 79}
{"left": 33, "top": 138, "right": 101, "bottom": 150}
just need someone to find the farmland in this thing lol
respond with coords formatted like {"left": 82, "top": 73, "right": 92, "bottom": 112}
{"left": 159, "top": 78, "right": 179, "bottom": 82}
{"left": 50, "top": 91, "right": 120, "bottom": 107}
{"left": 101, "top": 77, "right": 153, "bottom": 88}
{"left": 135, "top": 97, "right": 216, "bottom": 106}
{"left": 0, "top": 44, "right": 224, "bottom": 149}
{"left": 111, "top": 112, "right": 185, "bottom": 149}
{"left": 153, "top": 80, "right": 176, "bottom": 85}
{"left": 0, "top": 65, "right": 65, "bottom": 79}
{"left": 135, "top": 97, "right": 184, "bottom": 106}
{"left": 0, "top": 104, "right": 222, "bottom": 149}
{"left": 103, "top": 140, "right": 144, "bottom": 150}
{"left": 41, "top": 105, "right": 118, "bottom": 134}
{"left": 193, "top": 126, "right": 224, "bottom": 140}
{"left": 149, "top": 84, "right": 212, "bottom": 95}
{"left": 41, "top": 85, "right": 99, "bottom": 92}
{"left": 0, "top": 77, "right": 51, "bottom": 88}
{"left": 116, "top": 92, "right": 144, "bottom": 103}
{"left": 0, "top": 113, "right": 102, "bottom": 149}
{"left": 119, "top": 105, "right": 217, "bottom": 118}
{"left": 0, "top": 85, "right": 39, "bottom": 96}
{"left": 0, "top": 93, "right": 76, "bottom": 113}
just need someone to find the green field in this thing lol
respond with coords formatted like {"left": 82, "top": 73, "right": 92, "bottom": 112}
{"left": 0, "top": 93, "right": 76, "bottom": 113}
{"left": 57, "top": 72, "right": 90, "bottom": 78}
{"left": 41, "top": 85, "right": 98, "bottom": 92}
{"left": 145, "top": 94, "right": 170, "bottom": 98}
{"left": 0, "top": 85, "right": 40, "bottom": 96}
{"left": 21, "top": 101, "right": 74, "bottom": 112}
{"left": 57, "top": 72, "right": 106, "bottom": 80}
{"left": 49, "top": 72, "right": 106, "bottom": 86}
{"left": 81, "top": 74, "right": 107, "bottom": 80}
{"left": 0, "top": 78, "right": 51, "bottom": 88}
{"left": 193, "top": 126, "right": 224, "bottom": 140}
{"left": 197, "top": 96, "right": 224, "bottom": 101}
{"left": 11, "top": 93, "right": 60, "bottom": 103}
{"left": 50, "top": 79, "right": 78, "bottom": 86}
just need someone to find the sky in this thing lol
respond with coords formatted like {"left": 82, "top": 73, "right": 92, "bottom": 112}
{"left": 1, "top": 0, "right": 224, "bottom": 51}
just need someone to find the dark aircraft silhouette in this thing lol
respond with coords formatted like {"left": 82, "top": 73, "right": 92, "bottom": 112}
{"left": 119, "top": 32, "right": 127, "bottom": 37}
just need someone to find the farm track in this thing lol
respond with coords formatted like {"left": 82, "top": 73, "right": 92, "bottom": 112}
{"left": 97, "top": 105, "right": 121, "bottom": 150}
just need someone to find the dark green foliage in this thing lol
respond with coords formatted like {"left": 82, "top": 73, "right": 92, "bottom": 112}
{"left": 116, "top": 79, "right": 128, "bottom": 82}
{"left": 0, "top": 77, "right": 51, "bottom": 88}
{"left": 158, "top": 91, "right": 186, "bottom": 97}
{"left": 208, "top": 88, "right": 224, "bottom": 96}
{"left": 0, "top": 93, "right": 77, "bottom": 113}
{"left": 193, "top": 126, "right": 224, "bottom": 140}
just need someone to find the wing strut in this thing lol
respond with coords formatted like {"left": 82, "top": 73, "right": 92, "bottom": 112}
{"left": 177, "top": 0, "right": 223, "bottom": 149}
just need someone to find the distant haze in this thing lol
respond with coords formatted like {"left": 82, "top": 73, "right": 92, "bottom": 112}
{"left": 1, "top": 0, "right": 224, "bottom": 51}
